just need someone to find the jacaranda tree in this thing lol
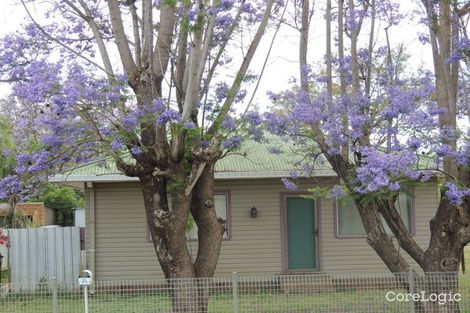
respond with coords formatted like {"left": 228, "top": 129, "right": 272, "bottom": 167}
{"left": 264, "top": 1, "right": 469, "bottom": 311}
{"left": 0, "top": 1, "right": 281, "bottom": 310}
{"left": 0, "top": 113, "right": 17, "bottom": 227}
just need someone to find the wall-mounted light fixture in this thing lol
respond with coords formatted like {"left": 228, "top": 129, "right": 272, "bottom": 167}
{"left": 250, "top": 207, "right": 258, "bottom": 218}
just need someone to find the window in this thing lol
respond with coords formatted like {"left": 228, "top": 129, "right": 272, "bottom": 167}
{"left": 147, "top": 192, "right": 231, "bottom": 241}
{"left": 336, "top": 193, "right": 412, "bottom": 237}
{"left": 25, "top": 215, "right": 33, "bottom": 224}
{"left": 188, "top": 193, "right": 230, "bottom": 240}
{"left": 0, "top": 214, "right": 34, "bottom": 227}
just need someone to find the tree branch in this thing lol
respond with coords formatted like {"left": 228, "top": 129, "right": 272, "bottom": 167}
{"left": 107, "top": 0, "right": 138, "bottom": 80}
{"left": 207, "top": 0, "right": 276, "bottom": 136}
{"left": 181, "top": 0, "right": 207, "bottom": 122}
{"left": 240, "top": 0, "right": 288, "bottom": 116}
{"left": 141, "top": 0, "right": 153, "bottom": 69}
{"left": 174, "top": 21, "right": 189, "bottom": 112}
{"left": 116, "top": 159, "right": 145, "bottom": 177}
{"left": 356, "top": 200, "right": 412, "bottom": 272}
{"left": 152, "top": 2, "right": 176, "bottom": 85}
{"left": 185, "top": 161, "right": 206, "bottom": 196}
{"left": 378, "top": 198, "right": 425, "bottom": 267}
{"left": 196, "top": 14, "right": 217, "bottom": 99}
{"left": 199, "top": 3, "right": 245, "bottom": 101}
{"left": 74, "top": 0, "right": 115, "bottom": 80}
{"left": 457, "top": 1, "right": 470, "bottom": 17}
{"left": 129, "top": 1, "right": 142, "bottom": 70}
{"left": 20, "top": 0, "right": 111, "bottom": 75}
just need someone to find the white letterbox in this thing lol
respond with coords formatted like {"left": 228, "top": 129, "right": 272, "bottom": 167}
{"left": 78, "top": 270, "right": 93, "bottom": 286}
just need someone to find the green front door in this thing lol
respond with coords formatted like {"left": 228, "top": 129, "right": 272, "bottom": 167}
{"left": 286, "top": 197, "right": 316, "bottom": 270}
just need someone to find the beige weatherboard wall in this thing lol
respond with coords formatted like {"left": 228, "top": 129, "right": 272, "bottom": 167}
{"left": 52, "top": 141, "right": 439, "bottom": 280}
{"left": 81, "top": 180, "right": 437, "bottom": 280}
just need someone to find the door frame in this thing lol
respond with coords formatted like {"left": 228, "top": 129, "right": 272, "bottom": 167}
{"left": 280, "top": 192, "right": 322, "bottom": 273}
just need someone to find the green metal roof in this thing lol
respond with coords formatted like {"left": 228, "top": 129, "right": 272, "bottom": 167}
{"left": 51, "top": 140, "right": 336, "bottom": 183}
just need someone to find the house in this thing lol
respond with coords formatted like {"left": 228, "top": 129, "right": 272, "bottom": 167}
{"left": 0, "top": 202, "right": 56, "bottom": 227}
{"left": 73, "top": 208, "right": 86, "bottom": 227}
{"left": 52, "top": 141, "right": 438, "bottom": 280}
{"left": 0, "top": 202, "right": 58, "bottom": 271}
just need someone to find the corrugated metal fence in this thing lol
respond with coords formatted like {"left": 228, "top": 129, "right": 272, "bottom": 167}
{"left": 8, "top": 226, "right": 81, "bottom": 291}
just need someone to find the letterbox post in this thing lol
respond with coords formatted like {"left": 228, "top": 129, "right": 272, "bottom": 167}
{"left": 78, "top": 270, "right": 93, "bottom": 313}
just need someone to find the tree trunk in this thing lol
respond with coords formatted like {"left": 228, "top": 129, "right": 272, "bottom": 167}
{"left": 416, "top": 272, "right": 461, "bottom": 313}
{"left": 140, "top": 174, "right": 198, "bottom": 312}
{"left": 191, "top": 163, "right": 224, "bottom": 277}
{"left": 141, "top": 174, "right": 193, "bottom": 278}
{"left": 357, "top": 195, "right": 466, "bottom": 312}
{"left": 416, "top": 3, "right": 467, "bottom": 310}
{"left": 2, "top": 198, "right": 17, "bottom": 228}
{"left": 419, "top": 197, "right": 464, "bottom": 313}
{"left": 424, "top": 198, "right": 464, "bottom": 272}
{"left": 355, "top": 201, "right": 412, "bottom": 273}
{"left": 191, "top": 162, "right": 225, "bottom": 312}
{"left": 138, "top": 161, "right": 224, "bottom": 313}
{"left": 298, "top": 1, "right": 467, "bottom": 311}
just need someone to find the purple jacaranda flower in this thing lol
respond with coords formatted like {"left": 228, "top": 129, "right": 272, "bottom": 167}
{"left": 328, "top": 185, "right": 344, "bottom": 199}
{"left": 130, "top": 146, "right": 143, "bottom": 155}
{"left": 222, "top": 136, "right": 241, "bottom": 149}
{"left": 407, "top": 137, "right": 421, "bottom": 150}
{"left": 445, "top": 182, "right": 470, "bottom": 206}
{"left": 281, "top": 178, "right": 297, "bottom": 191}
{"left": 123, "top": 114, "right": 139, "bottom": 129}
{"left": 157, "top": 109, "right": 181, "bottom": 125}
{"left": 433, "top": 144, "right": 453, "bottom": 158}
{"left": 268, "top": 146, "right": 281, "bottom": 154}
{"left": 215, "top": 82, "right": 229, "bottom": 102}
{"left": 0, "top": 175, "right": 22, "bottom": 200}
{"left": 389, "top": 181, "right": 401, "bottom": 191}
{"left": 183, "top": 121, "right": 196, "bottom": 129}
{"left": 222, "top": 116, "right": 236, "bottom": 130}
{"left": 111, "top": 137, "right": 125, "bottom": 151}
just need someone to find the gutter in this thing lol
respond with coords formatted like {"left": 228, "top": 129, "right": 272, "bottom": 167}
{"left": 50, "top": 169, "right": 337, "bottom": 183}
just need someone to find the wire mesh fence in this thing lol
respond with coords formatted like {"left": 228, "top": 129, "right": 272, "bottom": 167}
{"left": 0, "top": 271, "right": 469, "bottom": 312}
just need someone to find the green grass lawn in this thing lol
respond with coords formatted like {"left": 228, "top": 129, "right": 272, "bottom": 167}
{"left": 462, "top": 247, "right": 470, "bottom": 287}
{"left": 0, "top": 269, "right": 8, "bottom": 283}
{"left": 465, "top": 247, "right": 470, "bottom": 274}
{"left": 0, "top": 288, "right": 469, "bottom": 313}
{"left": 0, "top": 291, "right": 416, "bottom": 313}
{"left": 1, "top": 255, "right": 470, "bottom": 313}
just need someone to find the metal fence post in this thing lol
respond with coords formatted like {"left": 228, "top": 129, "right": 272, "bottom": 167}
{"left": 0, "top": 252, "right": 3, "bottom": 284}
{"left": 232, "top": 272, "right": 238, "bottom": 313}
{"left": 408, "top": 269, "right": 415, "bottom": 313}
{"left": 52, "top": 276, "right": 58, "bottom": 313}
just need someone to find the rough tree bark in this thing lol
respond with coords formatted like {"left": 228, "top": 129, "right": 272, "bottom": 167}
{"left": 417, "top": 3, "right": 470, "bottom": 311}
{"left": 420, "top": 0, "right": 469, "bottom": 272}
{"left": 83, "top": 1, "right": 274, "bottom": 312}
{"left": 19, "top": 0, "right": 277, "bottom": 311}
{"left": 301, "top": 0, "right": 412, "bottom": 275}
{"left": 300, "top": 1, "right": 470, "bottom": 312}
{"left": 191, "top": 163, "right": 224, "bottom": 312}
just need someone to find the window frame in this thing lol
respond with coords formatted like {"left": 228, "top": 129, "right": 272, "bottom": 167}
{"left": 147, "top": 190, "right": 232, "bottom": 242}
{"left": 334, "top": 192, "right": 415, "bottom": 239}
{"left": 187, "top": 191, "right": 232, "bottom": 241}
